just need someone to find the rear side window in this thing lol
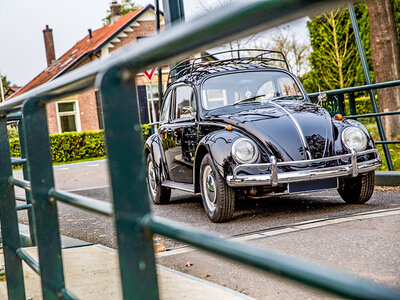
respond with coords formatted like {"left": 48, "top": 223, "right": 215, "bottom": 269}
{"left": 174, "top": 86, "right": 196, "bottom": 120}
{"left": 160, "top": 91, "right": 172, "bottom": 122}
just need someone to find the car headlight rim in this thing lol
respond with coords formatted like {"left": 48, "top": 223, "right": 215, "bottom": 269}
{"left": 232, "top": 138, "right": 259, "bottom": 164}
{"left": 341, "top": 127, "right": 368, "bottom": 152}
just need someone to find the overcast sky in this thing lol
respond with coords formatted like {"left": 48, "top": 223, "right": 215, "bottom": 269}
{"left": 0, "top": 0, "right": 308, "bottom": 87}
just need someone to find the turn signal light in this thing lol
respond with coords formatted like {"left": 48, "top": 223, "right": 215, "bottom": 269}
{"left": 335, "top": 114, "right": 343, "bottom": 121}
{"left": 226, "top": 125, "right": 233, "bottom": 131}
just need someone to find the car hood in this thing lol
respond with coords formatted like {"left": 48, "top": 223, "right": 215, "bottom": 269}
{"left": 205, "top": 102, "right": 334, "bottom": 161}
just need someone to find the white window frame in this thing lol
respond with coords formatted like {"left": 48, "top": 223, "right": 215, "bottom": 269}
{"left": 146, "top": 83, "right": 167, "bottom": 123}
{"left": 56, "top": 100, "right": 81, "bottom": 133}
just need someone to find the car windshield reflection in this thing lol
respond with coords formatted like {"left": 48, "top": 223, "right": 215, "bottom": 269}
{"left": 202, "top": 71, "right": 304, "bottom": 110}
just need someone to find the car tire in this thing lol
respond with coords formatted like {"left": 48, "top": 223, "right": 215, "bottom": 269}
{"left": 200, "top": 154, "right": 235, "bottom": 222}
{"left": 146, "top": 153, "right": 171, "bottom": 204}
{"left": 337, "top": 171, "right": 375, "bottom": 204}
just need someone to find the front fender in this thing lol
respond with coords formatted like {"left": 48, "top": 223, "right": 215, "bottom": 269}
{"left": 145, "top": 134, "right": 169, "bottom": 183}
{"left": 194, "top": 130, "right": 244, "bottom": 193}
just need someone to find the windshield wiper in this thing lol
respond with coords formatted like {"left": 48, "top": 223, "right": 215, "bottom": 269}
{"left": 232, "top": 94, "right": 265, "bottom": 106}
{"left": 271, "top": 95, "right": 303, "bottom": 101}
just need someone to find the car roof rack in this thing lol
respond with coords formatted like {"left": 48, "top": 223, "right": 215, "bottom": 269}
{"left": 167, "top": 49, "right": 290, "bottom": 84}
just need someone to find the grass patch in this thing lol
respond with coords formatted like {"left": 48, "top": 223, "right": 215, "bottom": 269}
{"left": 364, "top": 123, "right": 400, "bottom": 171}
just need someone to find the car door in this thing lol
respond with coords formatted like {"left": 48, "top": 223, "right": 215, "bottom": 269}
{"left": 161, "top": 84, "right": 197, "bottom": 183}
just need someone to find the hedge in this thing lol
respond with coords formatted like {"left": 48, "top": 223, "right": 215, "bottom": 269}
{"left": 9, "top": 130, "right": 105, "bottom": 163}
{"left": 9, "top": 125, "right": 153, "bottom": 163}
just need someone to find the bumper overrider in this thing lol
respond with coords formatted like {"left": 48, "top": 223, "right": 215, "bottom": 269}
{"left": 226, "top": 149, "right": 381, "bottom": 187}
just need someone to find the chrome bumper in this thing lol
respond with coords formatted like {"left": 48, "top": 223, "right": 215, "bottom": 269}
{"left": 226, "top": 149, "right": 381, "bottom": 187}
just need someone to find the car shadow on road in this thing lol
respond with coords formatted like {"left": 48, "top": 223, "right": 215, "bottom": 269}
{"left": 232, "top": 192, "right": 381, "bottom": 222}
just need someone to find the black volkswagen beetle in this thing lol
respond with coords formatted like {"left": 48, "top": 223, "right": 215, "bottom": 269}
{"left": 145, "top": 50, "right": 382, "bottom": 222}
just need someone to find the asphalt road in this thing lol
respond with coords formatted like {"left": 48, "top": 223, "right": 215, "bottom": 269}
{"left": 13, "top": 160, "right": 400, "bottom": 299}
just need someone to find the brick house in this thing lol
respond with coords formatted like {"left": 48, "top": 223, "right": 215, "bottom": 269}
{"left": 1, "top": 86, "right": 21, "bottom": 102}
{"left": 10, "top": 3, "right": 166, "bottom": 134}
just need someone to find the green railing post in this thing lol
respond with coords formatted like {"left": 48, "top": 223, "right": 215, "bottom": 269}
{"left": 348, "top": 4, "right": 394, "bottom": 170}
{"left": 18, "top": 118, "right": 37, "bottom": 246}
{"left": 98, "top": 66, "right": 158, "bottom": 300}
{"left": 0, "top": 116, "right": 26, "bottom": 300}
{"left": 348, "top": 92, "right": 357, "bottom": 115}
{"left": 22, "top": 99, "right": 66, "bottom": 299}
{"left": 338, "top": 94, "right": 346, "bottom": 115}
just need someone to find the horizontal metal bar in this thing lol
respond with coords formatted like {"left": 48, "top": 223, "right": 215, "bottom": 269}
{"left": 0, "top": 0, "right": 349, "bottom": 114}
{"left": 346, "top": 110, "right": 400, "bottom": 119}
{"left": 11, "top": 158, "right": 27, "bottom": 165}
{"left": 16, "top": 204, "right": 32, "bottom": 211}
{"left": 6, "top": 112, "right": 22, "bottom": 121}
{"left": 48, "top": 188, "right": 113, "bottom": 217}
{"left": 143, "top": 214, "right": 400, "bottom": 300}
{"left": 308, "top": 79, "right": 400, "bottom": 97}
{"left": 15, "top": 248, "right": 40, "bottom": 275}
{"left": 9, "top": 177, "right": 31, "bottom": 191}
{"left": 375, "top": 141, "right": 400, "bottom": 145}
{"left": 15, "top": 196, "right": 27, "bottom": 201}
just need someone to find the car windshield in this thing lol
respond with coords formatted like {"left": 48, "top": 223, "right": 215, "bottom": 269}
{"left": 201, "top": 71, "right": 304, "bottom": 110}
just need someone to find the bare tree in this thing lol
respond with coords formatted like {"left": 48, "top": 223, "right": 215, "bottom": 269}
{"left": 366, "top": 0, "right": 400, "bottom": 138}
{"left": 197, "top": 0, "right": 260, "bottom": 57}
{"left": 256, "top": 28, "right": 310, "bottom": 79}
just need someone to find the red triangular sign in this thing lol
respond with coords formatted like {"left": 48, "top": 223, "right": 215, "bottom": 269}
{"left": 144, "top": 68, "right": 157, "bottom": 82}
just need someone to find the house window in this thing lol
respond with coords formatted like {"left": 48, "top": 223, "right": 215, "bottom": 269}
{"left": 56, "top": 100, "right": 81, "bottom": 133}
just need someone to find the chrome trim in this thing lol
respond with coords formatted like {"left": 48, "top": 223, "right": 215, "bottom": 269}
{"left": 270, "top": 156, "right": 278, "bottom": 186}
{"left": 351, "top": 148, "right": 358, "bottom": 177}
{"left": 226, "top": 149, "right": 381, "bottom": 187}
{"left": 268, "top": 101, "right": 312, "bottom": 160}
{"left": 161, "top": 180, "right": 195, "bottom": 193}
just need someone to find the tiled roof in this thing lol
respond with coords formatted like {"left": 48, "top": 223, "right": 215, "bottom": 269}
{"left": 12, "top": 5, "right": 151, "bottom": 99}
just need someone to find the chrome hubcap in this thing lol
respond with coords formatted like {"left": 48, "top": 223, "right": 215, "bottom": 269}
{"left": 147, "top": 160, "right": 157, "bottom": 198}
{"left": 202, "top": 165, "right": 216, "bottom": 211}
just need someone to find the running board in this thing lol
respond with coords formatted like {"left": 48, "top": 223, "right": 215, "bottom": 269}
{"left": 161, "top": 180, "right": 195, "bottom": 193}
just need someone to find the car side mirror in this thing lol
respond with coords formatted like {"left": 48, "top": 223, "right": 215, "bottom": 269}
{"left": 317, "top": 93, "right": 327, "bottom": 103}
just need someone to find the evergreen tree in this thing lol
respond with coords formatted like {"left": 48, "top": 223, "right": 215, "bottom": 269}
{"left": 1, "top": 74, "right": 10, "bottom": 95}
{"left": 304, "top": 4, "right": 371, "bottom": 93}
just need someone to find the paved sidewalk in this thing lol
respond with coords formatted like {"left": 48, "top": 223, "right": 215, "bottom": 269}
{"left": 0, "top": 245, "right": 253, "bottom": 300}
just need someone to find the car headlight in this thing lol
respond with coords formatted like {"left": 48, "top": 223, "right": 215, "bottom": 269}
{"left": 232, "top": 138, "right": 259, "bottom": 164}
{"left": 342, "top": 127, "right": 368, "bottom": 152}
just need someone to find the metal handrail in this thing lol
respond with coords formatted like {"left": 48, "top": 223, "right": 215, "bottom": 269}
{"left": 308, "top": 79, "right": 400, "bottom": 97}
{"left": 308, "top": 81, "right": 400, "bottom": 171}
{"left": 1, "top": 1, "right": 400, "bottom": 300}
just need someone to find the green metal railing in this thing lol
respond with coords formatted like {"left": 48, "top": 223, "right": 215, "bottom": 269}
{"left": 1, "top": 1, "right": 400, "bottom": 299}
{"left": 308, "top": 79, "right": 400, "bottom": 171}
{"left": 308, "top": 4, "right": 400, "bottom": 171}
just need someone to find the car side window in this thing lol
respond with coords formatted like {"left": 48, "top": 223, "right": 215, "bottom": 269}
{"left": 174, "top": 86, "right": 196, "bottom": 120}
{"left": 160, "top": 91, "right": 172, "bottom": 122}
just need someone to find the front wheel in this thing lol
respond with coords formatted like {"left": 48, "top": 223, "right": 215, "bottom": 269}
{"left": 200, "top": 154, "right": 235, "bottom": 222}
{"left": 337, "top": 171, "right": 375, "bottom": 204}
{"left": 146, "top": 153, "right": 171, "bottom": 204}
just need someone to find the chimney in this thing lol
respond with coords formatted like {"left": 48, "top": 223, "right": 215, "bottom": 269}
{"left": 110, "top": 1, "right": 121, "bottom": 24}
{"left": 88, "top": 29, "right": 93, "bottom": 39}
{"left": 43, "top": 25, "right": 56, "bottom": 67}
